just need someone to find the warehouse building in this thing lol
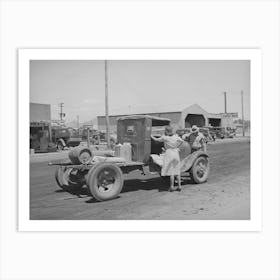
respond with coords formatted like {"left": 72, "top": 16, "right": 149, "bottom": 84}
{"left": 97, "top": 104, "right": 235, "bottom": 132}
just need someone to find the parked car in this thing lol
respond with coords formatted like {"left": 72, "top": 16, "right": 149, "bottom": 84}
{"left": 199, "top": 127, "right": 215, "bottom": 142}
{"left": 225, "top": 127, "right": 236, "bottom": 138}
{"left": 210, "top": 127, "right": 225, "bottom": 139}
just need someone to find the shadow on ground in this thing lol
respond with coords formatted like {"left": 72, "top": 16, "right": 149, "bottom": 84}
{"left": 57, "top": 175, "right": 194, "bottom": 204}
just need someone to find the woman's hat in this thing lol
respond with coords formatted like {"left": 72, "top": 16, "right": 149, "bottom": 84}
{"left": 191, "top": 125, "right": 199, "bottom": 133}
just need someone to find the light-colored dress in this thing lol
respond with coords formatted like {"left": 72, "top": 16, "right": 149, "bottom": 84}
{"left": 156, "top": 134, "right": 182, "bottom": 176}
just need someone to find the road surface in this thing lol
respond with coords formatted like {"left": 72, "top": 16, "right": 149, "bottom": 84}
{"left": 30, "top": 139, "right": 250, "bottom": 220}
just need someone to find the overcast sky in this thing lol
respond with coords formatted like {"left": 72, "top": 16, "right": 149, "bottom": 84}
{"left": 30, "top": 60, "right": 250, "bottom": 123}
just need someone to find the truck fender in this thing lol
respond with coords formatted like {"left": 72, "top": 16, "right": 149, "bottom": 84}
{"left": 180, "top": 150, "right": 209, "bottom": 172}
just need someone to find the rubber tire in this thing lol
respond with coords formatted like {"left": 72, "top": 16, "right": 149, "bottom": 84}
{"left": 86, "top": 163, "right": 124, "bottom": 201}
{"left": 55, "top": 166, "right": 84, "bottom": 192}
{"left": 55, "top": 166, "right": 65, "bottom": 188}
{"left": 190, "top": 156, "right": 210, "bottom": 184}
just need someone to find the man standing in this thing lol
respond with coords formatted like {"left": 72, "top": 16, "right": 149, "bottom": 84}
{"left": 183, "top": 125, "right": 207, "bottom": 153}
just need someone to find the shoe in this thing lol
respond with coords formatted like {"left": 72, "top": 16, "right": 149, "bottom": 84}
{"left": 176, "top": 187, "right": 182, "bottom": 192}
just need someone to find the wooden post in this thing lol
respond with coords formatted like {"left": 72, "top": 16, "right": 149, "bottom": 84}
{"left": 105, "top": 60, "right": 110, "bottom": 149}
{"left": 223, "top": 91, "right": 227, "bottom": 113}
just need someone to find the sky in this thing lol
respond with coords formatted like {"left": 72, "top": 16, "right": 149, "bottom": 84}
{"left": 30, "top": 60, "right": 250, "bottom": 123}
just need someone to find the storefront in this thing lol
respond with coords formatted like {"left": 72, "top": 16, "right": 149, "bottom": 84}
{"left": 30, "top": 102, "right": 54, "bottom": 152}
{"left": 30, "top": 121, "right": 52, "bottom": 152}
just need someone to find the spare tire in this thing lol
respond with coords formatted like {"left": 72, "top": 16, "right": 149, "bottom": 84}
{"left": 68, "top": 146, "right": 93, "bottom": 164}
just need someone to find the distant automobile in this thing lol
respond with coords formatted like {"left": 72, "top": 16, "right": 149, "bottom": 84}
{"left": 226, "top": 127, "right": 236, "bottom": 138}
{"left": 203, "top": 126, "right": 216, "bottom": 141}
{"left": 208, "top": 126, "right": 236, "bottom": 139}
{"left": 199, "top": 127, "right": 215, "bottom": 142}
{"left": 207, "top": 127, "right": 225, "bottom": 139}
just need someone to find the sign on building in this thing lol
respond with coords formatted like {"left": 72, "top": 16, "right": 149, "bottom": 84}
{"left": 221, "top": 112, "right": 238, "bottom": 118}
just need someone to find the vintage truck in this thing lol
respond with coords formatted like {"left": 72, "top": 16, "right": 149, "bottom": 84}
{"left": 51, "top": 126, "right": 82, "bottom": 151}
{"left": 50, "top": 115, "right": 210, "bottom": 201}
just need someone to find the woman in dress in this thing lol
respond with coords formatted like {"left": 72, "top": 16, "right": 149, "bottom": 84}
{"left": 151, "top": 126, "right": 184, "bottom": 192}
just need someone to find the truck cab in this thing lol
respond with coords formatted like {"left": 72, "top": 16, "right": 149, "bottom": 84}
{"left": 117, "top": 115, "right": 170, "bottom": 164}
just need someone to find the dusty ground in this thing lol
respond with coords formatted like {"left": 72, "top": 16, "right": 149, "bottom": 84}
{"left": 30, "top": 138, "right": 250, "bottom": 220}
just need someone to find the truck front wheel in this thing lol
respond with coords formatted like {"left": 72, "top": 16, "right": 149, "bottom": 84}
{"left": 190, "top": 156, "right": 210, "bottom": 184}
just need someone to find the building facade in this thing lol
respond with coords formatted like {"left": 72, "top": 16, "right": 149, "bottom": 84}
{"left": 30, "top": 102, "right": 52, "bottom": 152}
{"left": 30, "top": 102, "right": 51, "bottom": 122}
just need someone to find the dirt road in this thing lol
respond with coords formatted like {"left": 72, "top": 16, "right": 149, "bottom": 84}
{"left": 30, "top": 139, "right": 250, "bottom": 220}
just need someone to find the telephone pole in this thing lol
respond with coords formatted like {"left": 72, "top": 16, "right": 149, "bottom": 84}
{"left": 58, "top": 102, "right": 64, "bottom": 120}
{"left": 223, "top": 92, "right": 227, "bottom": 113}
{"left": 77, "top": 115, "right": 79, "bottom": 130}
{"left": 241, "top": 90, "right": 245, "bottom": 136}
{"left": 105, "top": 60, "right": 110, "bottom": 149}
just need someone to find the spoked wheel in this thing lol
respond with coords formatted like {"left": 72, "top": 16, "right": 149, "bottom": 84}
{"left": 55, "top": 166, "right": 85, "bottom": 192}
{"left": 190, "top": 156, "right": 209, "bottom": 184}
{"left": 86, "top": 164, "right": 124, "bottom": 201}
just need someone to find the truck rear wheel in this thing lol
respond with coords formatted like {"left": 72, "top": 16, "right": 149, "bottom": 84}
{"left": 86, "top": 164, "right": 124, "bottom": 201}
{"left": 55, "top": 166, "right": 84, "bottom": 192}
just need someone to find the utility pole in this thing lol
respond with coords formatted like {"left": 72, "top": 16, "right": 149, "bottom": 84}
{"left": 105, "top": 60, "right": 110, "bottom": 149}
{"left": 58, "top": 102, "right": 64, "bottom": 120}
{"left": 87, "top": 128, "right": 90, "bottom": 148}
{"left": 241, "top": 90, "right": 245, "bottom": 136}
{"left": 223, "top": 92, "right": 227, "bottom": 113}
{"left": 77, "top": 115, "right": 79, "bottom": 130}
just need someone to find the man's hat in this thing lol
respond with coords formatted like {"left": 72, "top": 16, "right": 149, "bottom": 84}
{"left": 191, "top": 125, "right": 199, "bottom": 133}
